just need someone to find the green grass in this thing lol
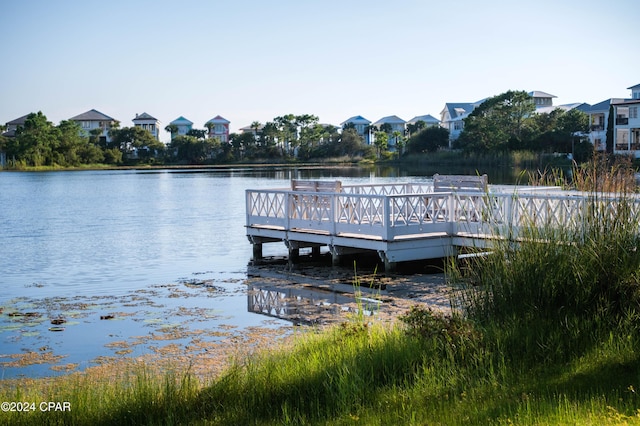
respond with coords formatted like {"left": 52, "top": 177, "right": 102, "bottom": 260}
{"left": 3, "top": 158, "right": 640, "bottom": 424}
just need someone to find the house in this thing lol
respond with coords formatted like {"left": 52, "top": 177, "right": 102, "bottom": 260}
{"left": 580, "top": 99, "right": 625, "bottom": 151}
{"left": 239, "top": 123, "right": 264, "bottom": 138}
{"left": 407, "top": 114, "right": 440, "bottom": 128}
{"left": 340, "top": 115, "right": 372, "bottom": 145}
{"left": 612, "top": 85, "right": 640, "bottom": 157}
{"left": 132, "top": 112, "right": 161, "bottom": 140}
{"left": 440, "top": 101, "right": 482, "bottom": 146}
{"left": 69, "top": 109, "right": 118, "bottom": 144}
{"left": 373, "top": 115, "right": 406, "bottom": 150}
{"left": 205, "top": 115, "right": 230, "bottom": 142}
{"left": 168, "top": 116, "right": 193, "bottom": 140}
{"left": 3, "top": 114, "right": 30, "bottom": 137}
{"left": 529, "top": 90, "right": 556, "bottom": 111}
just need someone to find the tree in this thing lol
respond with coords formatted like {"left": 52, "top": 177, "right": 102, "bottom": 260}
{"left": 456, "top": 90, "right": 535, "bottom": 151}
{"left": 250, "top": 121, "right": 262, "bottom": 145}
{"left": 164, "top": 124, "right": 178, "bottom": 140}
{"left": 110, "top": 126, "right": 164, "bottom": 161}
{"left": 406, "top": 120, "right": 426, "bottom": 136}
{"left": 406, "top": 126, "right": 450, "bottom": 153}
{"left": 12, "top": 112, "right": 58, "bottom": 166}
{"left": 606, "top": 104, "right": 614, "bottom": 154}
{"left": 373, "top": 131, "right": 388, "bottom": 158}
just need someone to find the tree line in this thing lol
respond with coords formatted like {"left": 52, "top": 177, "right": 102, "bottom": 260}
{"left": 0, "top": 91, "right": 594, "bottom": 168}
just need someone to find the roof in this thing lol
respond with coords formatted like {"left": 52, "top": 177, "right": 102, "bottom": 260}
{"left": 585, "top": 98, "right": 627, "bottom": 113}
{"left": 528, "top": 91, "right": 557, "bottom": 99}
{"left": 441, "top": 103, "right": 476, "bottom": 121}
{"left": 170, "top": 116, "right": 193, "bottom": 126}
{"left": 205, "top": 115, "right": 230, "bottom": 124}
{"left": 407, "top": 114, "right": 439, "bottom": 124}
{"left": 614, "top": 98, "right": 640, "bottom": 106}
{"left": 340, "top": 115, "right": 371, "bottom": 126}
{"left": 627, "top": 84, "right": 640, "bottom": 90}
{"left": 69, "top": 109, "right": 115, "bottom": 121}
{"left": 373, "top": 115, "right": 406, "bottom": 126}
{"left": 6, "top": 114, "right": 30, "bottom": 126}
{"left": 132, "top": 112, "right": 158, "bottom": 121}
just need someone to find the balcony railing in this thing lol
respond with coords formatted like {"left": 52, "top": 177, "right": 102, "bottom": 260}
{"left": 617, "top": 118, "right": 629, "bottom": 125}
{"left": 590, "top": 125, "right": 604, "bottom": 131}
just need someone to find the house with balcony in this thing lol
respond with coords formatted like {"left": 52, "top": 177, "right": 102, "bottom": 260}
{"left": 132, "top": 112, "right": 161, "bottom": 140}
{"left": 580, "top": 99, "right": 625, "bottom": 151}
{"left": 167, "top": 116, "right": 193, "bottom": 140}
{"left": 613, "top": 99, "right": 640, "bottom": 157}
{"left": 69, "top": 109, "right": 118, "bottom": 144}
{"left": 373, "top": 115, "right": 406, "bottom": 151}
{"left": 205, "top": 115, "right": 230, "bottom": 143}
{"left": 340, "top": 115, "right": 372, "bottom": 145}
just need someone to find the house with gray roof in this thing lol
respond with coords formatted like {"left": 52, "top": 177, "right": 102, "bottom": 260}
{"left": 341, "top": 115, "right": 372, "bottom": 145}
{"left": 373, "top": 115, "right": 406, "bottom": 151}
{"left": 440, "top": 101, "right": 483, "bottom": 146}
{"left": 132, "top": 112, "right": 161, "bottom": 140}
{"left": 3, "top": 114, "right": 31, "bottom": 137}
{"left": 407, "top": 114, "right": 440, "bottom": 127}
{"left": 69, "top": 109, "right": 118, "bottom": 144}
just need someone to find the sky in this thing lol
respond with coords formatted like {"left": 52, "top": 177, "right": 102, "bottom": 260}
{"left": 1, "top": 0, "right": 639, "bottom": 142}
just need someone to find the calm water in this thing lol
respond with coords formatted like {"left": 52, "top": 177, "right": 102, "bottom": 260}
{"left": 0, "top": 165, "right": 522, "bottom": 378}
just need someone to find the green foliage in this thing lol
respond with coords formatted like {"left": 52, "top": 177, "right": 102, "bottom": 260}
{"left": 406, "top": 126, "right": 450, "bottom": 153}
{"left": 457, "top": 90, "right": 534, "bottom": 152}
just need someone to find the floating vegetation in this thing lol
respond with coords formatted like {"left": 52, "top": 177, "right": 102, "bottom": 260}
{"left": 100, "top": 315, "right": 115, "bottom": 320}
{"left": 50, "top": 318, "right": 66, "bottom": 325}
{"left": 48, "top": 326, "right": 65, "bottom": 332}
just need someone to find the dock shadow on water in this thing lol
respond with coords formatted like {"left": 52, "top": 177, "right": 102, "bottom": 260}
{"left": 0, "top": 258, "right": 452, "bottom": 380}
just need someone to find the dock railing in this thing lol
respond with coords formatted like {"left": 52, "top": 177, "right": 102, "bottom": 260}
{"left": 246, "top": 181, "right": 640, "bottom": 246}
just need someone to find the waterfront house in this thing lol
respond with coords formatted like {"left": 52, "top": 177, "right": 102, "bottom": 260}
{"left": 580, "top": 99, "right": 624, "bottom": 151}
{"left": 3, "top": 114, "right": 30, "bottom": 137}
{"left": 132, "top": 112, "right": 161, "bottom": 140}
{"left": 612, "top": 86, "right": 640, "bottom": 157}
{"left": 69, "top": 109, "right": 118, "bottom": 144}
{"left": 407, "top": 114, "right": 440, "bottom": 128}
{"left": 168, "top": 116, "right": 193, "bottom": 140}
{"left": 205, "top": 115, "right": 230, "bottom": 143}
{"left": 440, "top": 101, "right": 481, "bottom": 146}
{"left": 340, "top": 115, "right": 372, "bottom": 145}
{"left": 373, "top": 115, "right": 406, "bottom": 151}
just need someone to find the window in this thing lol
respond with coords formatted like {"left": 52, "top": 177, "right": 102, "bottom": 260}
{"left": 630, "top": 107, "right": 638, "bottom": 119}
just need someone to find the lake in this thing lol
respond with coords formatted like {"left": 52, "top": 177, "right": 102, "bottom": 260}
{"left": 0, "top": 165, "right": 522, "bottom": 378}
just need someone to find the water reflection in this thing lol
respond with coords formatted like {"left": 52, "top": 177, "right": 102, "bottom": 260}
{"left": 247, "top": 282, "right": 380, "bottom": 325}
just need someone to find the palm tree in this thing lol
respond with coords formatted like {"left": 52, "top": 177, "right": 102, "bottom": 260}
{"left": 250, "top": 121, "right": 262, "bottom": 145}
{"left": 165, "top": 124, "right": 178, "bottom": 141}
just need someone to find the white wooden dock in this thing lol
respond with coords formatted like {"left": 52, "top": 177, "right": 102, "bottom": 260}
{"left": 245, "top": 178, "right": 640, "bottom": 271}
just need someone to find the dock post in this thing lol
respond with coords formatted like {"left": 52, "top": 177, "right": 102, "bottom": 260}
{"left": 312, "top": 246, "right": 321, "bottom": 258}
{"left": 330, "top": 246, "right": 341, "bottom": 266}
{"left": 289, "top": 247, "right": 300, "bottom": 263}
{"left": 252, "top": 243, "right": 263, "bottom": 261}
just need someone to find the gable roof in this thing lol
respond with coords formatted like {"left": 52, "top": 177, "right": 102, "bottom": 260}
{"left": 407, "top": 114, "right": 439, "bottom": 124}
{"left": 170, "top": 116, "right": 193, "bottom": 126}
{"left": 340, "top": 115, "right": 371, "bottom": 126}
{"left": 528, "top": 90, "right": 557, "bottom": 99}
{"left": 373, "top": 115, "right": 406, "bottom": 126}
{"left": 133, "top": 112, "right": 158, "bottom": 121}
{"left": 627, "top": 84, "right": 640, "bottom": 90}
{"left": 205, "top": 115, "right": 230, "bottom": 124}
{"left": 69, "top": 109, "right": 115, "bottom": 121}
{"left": 6, "top": 114, "right": 31, "bottom": 126}
{"left": 441, "top": 103, "right": 476, "bottom": 121}
{"left": 586, "top": 98, "right": 627, "bottom": 113}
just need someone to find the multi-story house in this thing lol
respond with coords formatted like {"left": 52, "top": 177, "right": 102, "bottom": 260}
{"left": 69, "top": 109, "right": 118, "bottom": 144}
{"left": 340, "top": 116, "right": 372, "bottom": 145}
{"left": 132, "top": 112, "right": 161, "bottom": 140}
{"left": 580, "top": 99, "right": 625, "bottom": 151}
{"left": 440, "top": 101, "right": 481, "bottom": 146}
{"left": 612, "top": 85, "right": 640, "bottom": 157}
{"left": 373, "top": 115, "right": 406, "bottom": 150}
{"left": 407, "top": 114, "right": 439, "bottom": 128}
{"left": 3, "top": 114, "right": 30, "bottom": 137}
{"left": 168, "top": 116, "right": 193, "bottom": 140}
{"left": 205, "top": 115, "right": 230, "bottom": 142}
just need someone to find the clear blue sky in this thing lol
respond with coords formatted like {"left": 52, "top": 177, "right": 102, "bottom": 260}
{"left": 1, "top": 0, "right": 638, "bottom": 142}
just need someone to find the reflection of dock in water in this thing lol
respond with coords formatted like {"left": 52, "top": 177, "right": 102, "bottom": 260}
{"left": 247, "top": 283, "right": 380, "bottom": 325}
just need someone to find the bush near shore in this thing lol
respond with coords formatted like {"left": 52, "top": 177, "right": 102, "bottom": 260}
{"left": 3, "top": 157, "right": 640, "bottom": 425}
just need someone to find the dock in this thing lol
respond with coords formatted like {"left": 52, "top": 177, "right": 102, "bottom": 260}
{"left": 245, "top": 177, "right": 640, "bottom": 271}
